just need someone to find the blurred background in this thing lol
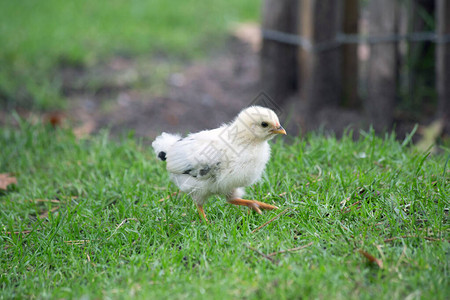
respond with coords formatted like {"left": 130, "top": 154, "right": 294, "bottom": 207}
{"left": 0, "top": 0, "right": 448, "bottom": 141}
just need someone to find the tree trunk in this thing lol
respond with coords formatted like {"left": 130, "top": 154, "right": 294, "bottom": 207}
{"left": 260, "top": 0, "right": 298, "bottom": 105}
{"left": 366, "top": 0, "right": 398, "bottom": 132}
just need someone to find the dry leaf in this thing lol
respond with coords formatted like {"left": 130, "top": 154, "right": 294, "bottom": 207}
{"left": 358, "top": 249, "right": 383, "bottom": 268}
{"left": 0, "top": 173, "right": 17, "bottom": 190}
{"left": 44, "top": 112, "right": 65, "bottom": 128}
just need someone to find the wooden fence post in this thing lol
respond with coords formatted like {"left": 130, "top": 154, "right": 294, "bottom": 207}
{"left": 342, "top": 0, "right": 359, "bottom": 108}
{"left": 436, "top": 0, "right": 450, "bottom": 133}
{"left": 366, "top": 0, "right": 398, "bottom": 132}
{"left": 300, "top": 0, "right": 342, "bottom": 115}
{"left": 260, "top": 0, "right": 298, "bottom": 105}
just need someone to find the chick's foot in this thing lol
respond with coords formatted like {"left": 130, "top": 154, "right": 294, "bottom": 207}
{"left": 228, "top": 198, "right": 278, "bottom": 214}
{"left": 196, "top": 204, "right": 208, "bottom": 222}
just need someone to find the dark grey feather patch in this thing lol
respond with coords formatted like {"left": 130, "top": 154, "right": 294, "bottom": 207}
{"left": 158, "top": 151, "right": 167, "bottom": 161}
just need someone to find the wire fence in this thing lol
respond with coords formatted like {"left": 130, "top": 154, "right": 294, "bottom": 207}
{"left": 262, "top": 29, "right": 450, "bottom": 53}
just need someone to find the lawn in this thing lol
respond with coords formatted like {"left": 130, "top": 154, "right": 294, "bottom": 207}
{"left": 0, "top": 122, "right": 448, "bottom": 299}
{"left": 0, "top": 0, "right": 261, "bottom": 110}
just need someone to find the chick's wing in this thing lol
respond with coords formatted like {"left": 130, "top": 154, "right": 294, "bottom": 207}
{"left": 166, "top": 129, "right": 225, "bottom": 179}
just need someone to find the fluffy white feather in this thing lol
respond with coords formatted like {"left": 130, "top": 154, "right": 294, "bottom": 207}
{"left": 152, "top": 132, "right": 182, "bottom": 160}
{"left": 152, "top": 106, "right": 286, "bottom": 221}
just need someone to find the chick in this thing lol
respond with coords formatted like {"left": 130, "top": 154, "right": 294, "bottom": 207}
{"left": 152, "top": 106, "right": 286, "bottom": 221}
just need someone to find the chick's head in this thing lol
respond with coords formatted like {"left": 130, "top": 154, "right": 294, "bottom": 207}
{"left": 234, "top": 106, "right": 286, "bottom": 142}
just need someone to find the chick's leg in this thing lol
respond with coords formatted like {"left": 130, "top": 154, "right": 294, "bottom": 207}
{"left": 228, "top": 198, "right": 278, "bottom": 214}
{"left": 196, "top": 204, "right": 208, "bottom": 222}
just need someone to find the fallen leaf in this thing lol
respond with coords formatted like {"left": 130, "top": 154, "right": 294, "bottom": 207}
{"left": 44, "top": 112, "right": 65, "bottom": 128}
{"left": 358, "top": 249, "right": 383, "bottom": 268}
{"left": 0, "top": 173, "right": 17, "bottom": 190}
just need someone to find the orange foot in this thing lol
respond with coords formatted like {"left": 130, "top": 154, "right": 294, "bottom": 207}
{"left": 196, "top": 204, "right": 208, "bottom": 222}
{"left": 228, "top": 198, "right": 278, "bottom": 214}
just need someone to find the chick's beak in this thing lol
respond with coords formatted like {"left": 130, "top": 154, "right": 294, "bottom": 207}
{"left": 271, "top": 125, "right": 287, "bottom": 135}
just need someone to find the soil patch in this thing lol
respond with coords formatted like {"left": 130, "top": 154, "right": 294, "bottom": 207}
{"left": 1, "top": 36, "right": 426, "bottom": 141}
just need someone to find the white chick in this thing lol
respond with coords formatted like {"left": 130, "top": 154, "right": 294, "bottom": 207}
{"left": 152, "top": 106, "right": 286, "bottom": 221}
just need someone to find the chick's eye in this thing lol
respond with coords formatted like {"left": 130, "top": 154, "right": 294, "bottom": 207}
{"left": 261, "top": 122, "right": 269, "bottom": 128}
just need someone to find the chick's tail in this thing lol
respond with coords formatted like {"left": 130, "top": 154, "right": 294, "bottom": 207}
{"left": 152, "top": 132, "right": 181, "bottom": 161}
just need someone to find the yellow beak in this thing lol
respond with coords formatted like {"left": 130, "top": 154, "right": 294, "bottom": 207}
{"left": 271, "top": 125, "right": 287, "bottom": 135}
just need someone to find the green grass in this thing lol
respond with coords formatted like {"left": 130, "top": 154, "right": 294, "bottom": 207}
{"left": 0, "top": 123, "right": 449, "bottom": 299}
{"left": 0, "top": 0, "right": 261, "bottom": 109}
